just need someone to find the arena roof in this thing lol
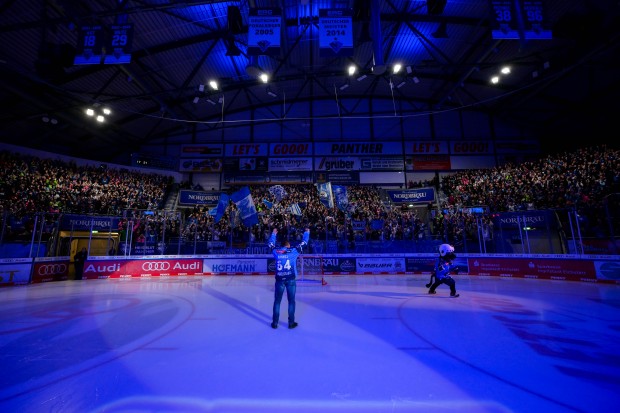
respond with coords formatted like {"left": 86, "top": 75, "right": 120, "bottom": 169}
{"left": 0, "top": 0, "right": 618, "bottom": 163}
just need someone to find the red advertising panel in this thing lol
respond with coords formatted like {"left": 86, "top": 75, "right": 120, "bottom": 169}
{"left": 31, "top": 259, "right": 70, "bottom": 283}
{"left": 83, "top": 258, "right": 204, "bottom": 279}
{"left": 466, "top": 257, "right": 597, "bottom": 281}
{"left": 410, "top": 155, "right": 452, "bottom": 170}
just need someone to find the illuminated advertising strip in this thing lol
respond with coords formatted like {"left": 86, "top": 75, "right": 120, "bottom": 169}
{"left": 315, "top": 171, "right": 359, "bottom": 184}
{"left": 203, "top": 258, "right": 268, "bottom": 275}
{"left": 268, "top": 158, "right": 313, "bottom": 172}
{"left": 270, "top": 143, "right": 312, "bottom": 156}
{"left": 178, "top": 190, "right": 220, "bottom": 206}
{"left": 179, "top": 158, "right": 223, "bottom": 172}
{"left": 405, "top": 141, "right": 450, "bottom": 155}
{"left": 3, "top": 255, "right": 614, "bottom": 287}
{"left": 356, "top": 257, "right": 406, "bottom": 274}
{"left": 387, "top": 188, "right": 435, "bottom": 204}
{"left": 59, "top": 214, "right": 120, "bottom": 231}
{"left": 1, "top": 258, "right": 34, "bottom": 286}
{"left": 360, "top": 157, "right": 404, "bottom": 171}
{"left": 31, "top": 258, "right": 70, "bottom": 283}
{"left": 225, "top": 143, "right": 269, "bottom": 157}
{"left": 180, "top": 144, "right": 224, "bottom": 157}
{"left": 315, "top": 157, "right": 360, "bottom": 171}
{"left": 450, "top": 141, "right": 494, "bottom": 154}
{"left": 82, "top": 258, "right": 204, "bottom": 279}
{"left": 315, "top": 142, "right": 402, "bottom": 156}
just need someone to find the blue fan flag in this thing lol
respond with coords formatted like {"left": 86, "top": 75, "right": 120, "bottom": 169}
{"left": 288, "top": 203, "right": 303, "bottom": 216}
{"left": 332, "top": 184, "right": 349, "bottom": 212}
{"left": 213, "top": 193, "right": 229, "bottom": 223}
{"left": 317, "top": 182, "right": 334, "bottom": 209}
{"left": 268, "top": 185, "right": 288, "bottom": 202}
{"left": 230, "top": 187, "right": 259, "bottom": 226}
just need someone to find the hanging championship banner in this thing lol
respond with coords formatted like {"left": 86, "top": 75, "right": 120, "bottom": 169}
{"left": 319, "top": 9, "right": 353, "bottom": 57}
{"left": 74, "top": 25, "right": 104, "bottom": 65}
{"left": 248, "top": 8, "right": 281, "bottom": 56}
{"left": 103, "top": 23, "right": 134, "bottom": 64}
{"left": 490, "top": 0, "right": 551, "bottom": 40}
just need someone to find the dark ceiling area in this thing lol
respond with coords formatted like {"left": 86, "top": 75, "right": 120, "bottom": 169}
{"left": 1, "top": 0, "right": 619, "bottom": 164}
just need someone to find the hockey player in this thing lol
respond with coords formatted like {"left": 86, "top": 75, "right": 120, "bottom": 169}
{"left": 428, "top": 243, "right": 460, "bottom": 297}
{"left": 268, "top": 227, "right": 310, "bottom": 329}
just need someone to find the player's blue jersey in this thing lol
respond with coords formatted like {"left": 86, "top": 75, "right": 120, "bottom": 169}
{"left": 269, "top": 231, "right": 310, "bottom": 280}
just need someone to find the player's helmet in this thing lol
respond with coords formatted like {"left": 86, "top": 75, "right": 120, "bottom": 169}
{"left": 438, "top": 244, "right": 456, "bottom": 260}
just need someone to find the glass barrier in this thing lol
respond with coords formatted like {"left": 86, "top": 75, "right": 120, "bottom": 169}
{"left": 1, "top": 203, "right": 618, "bottom": 259}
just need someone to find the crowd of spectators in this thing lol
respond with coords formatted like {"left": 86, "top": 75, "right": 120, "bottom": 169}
{"left": 0, "top": 150, "right": 174, "bottom": 241}
{"left": 1, "top": 144, "right": 618, "bottom": 254}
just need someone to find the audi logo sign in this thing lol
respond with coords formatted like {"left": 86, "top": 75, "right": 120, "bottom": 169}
{"left": 37, "top": 263, "right": 68, "bottom": 275}
{"left": 141, "top": 262, "right": 171, "bottom": 271}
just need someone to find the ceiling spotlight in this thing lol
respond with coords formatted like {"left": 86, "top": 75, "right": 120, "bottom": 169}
{"left": 406, "top": 65, "right": 413, "bottom": 74}
{"left": 42, "top": 115, "right": 50, "bottom": 123}
{"left": 348, "top": 65, "right": 357, "bottom": 76}
{"left": 96, "top": 115, "right": 105, "bottom": 122}
{"left": 193, "top": 96, "right": 200, "bottom": 104}
{"left": 102, "top": 107, "right": 111, "bottom": 115}
{"left": 209, "top": 80, "right": 218, "bottom": 90}
{"left": 198, "top": 84, "right": 205, "bottom": 92}
{"left": 50, "top": 118, "right": 58, "bottom": 125}
{"left": 413, "top": 76, "right": 420, "bottom": 84}
{"left": 393, "top": 64, "right": 402, "bottom": 74}
{"left": 501, "top": 66, "right": 511, "bottom": 74}
{"left": 490, "top": 76, "right": 500, "bottom": 84}
{"left": 86, "top": 108, "right": 95, "bottom": 117}
{"left": 259, "top": 73, "right": 269, "bottom": 83}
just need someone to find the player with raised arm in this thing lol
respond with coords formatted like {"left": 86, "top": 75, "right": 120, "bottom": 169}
{"left": 268, "top": 227, "right": 310, "bottom": 329}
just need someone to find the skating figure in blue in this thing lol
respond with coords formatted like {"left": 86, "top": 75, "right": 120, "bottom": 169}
{"left": 428, "top": 243, "right": 460, "bottom": 297}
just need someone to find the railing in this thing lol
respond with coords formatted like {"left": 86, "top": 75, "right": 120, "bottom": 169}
{"left": 1, "top": 202, "right": 618, "bottom": 259}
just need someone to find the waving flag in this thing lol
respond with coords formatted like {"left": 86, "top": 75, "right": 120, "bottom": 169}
{"left": 332, "top": 184, "right": 349, "bottom": 212}
{"left": 263, "top": 199, "right": 273, "bottom": 210}
{"left": 231, "top": 186, "right": 259, "bottom": 226}
{"left": 317, "top": 182, "right": 334, "bottom": 209}
{"left": 213, "top": 193, "right": 229, "bottom": 223}
{"left": 268, "top": 185, "right": 288, "bottom": 202}
{"left": 288, "top": 203, "right": 303, "bottom": 216}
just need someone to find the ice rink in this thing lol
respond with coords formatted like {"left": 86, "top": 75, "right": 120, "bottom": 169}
{"left": 1, "top": 274, "right": 618, "bottom": 413}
